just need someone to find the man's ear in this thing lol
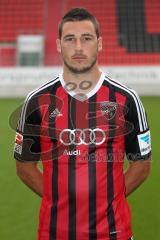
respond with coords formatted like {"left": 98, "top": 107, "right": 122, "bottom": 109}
{"left": 56, "top": 39, "right": 61, "bottom": 53}
{"left": 98, "top": 37, "right": 102, "bottom": 52}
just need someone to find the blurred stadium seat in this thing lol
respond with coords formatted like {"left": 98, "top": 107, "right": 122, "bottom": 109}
{"left": 0, "top": 0, "right": 46, "bottom": 66}
{"left": 0, "top": 0, "right": 160, "bottom": 66}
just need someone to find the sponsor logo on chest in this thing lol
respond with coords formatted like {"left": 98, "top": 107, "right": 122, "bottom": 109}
{"left": 63, "top": 149, "right": 81, "bottom": 156}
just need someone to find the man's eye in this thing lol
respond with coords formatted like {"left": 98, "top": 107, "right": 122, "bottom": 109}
{"left": 65, "top": 38, "right": 74, "bottom": 41}
{"left": 83, "top": 37, "right": 92, "bottom": 41}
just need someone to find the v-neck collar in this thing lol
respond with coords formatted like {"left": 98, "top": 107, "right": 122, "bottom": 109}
{"left": 58, "top": 72, "right": 105, "bottom": 101}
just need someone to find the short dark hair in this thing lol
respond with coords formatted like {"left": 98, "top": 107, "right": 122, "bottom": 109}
{"left": 58, "top": 8, "right": 100, "bottom": 39}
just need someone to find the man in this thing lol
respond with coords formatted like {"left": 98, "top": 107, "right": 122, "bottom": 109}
{"left": 14, "top": 8, "right": 151, "bottom": 240}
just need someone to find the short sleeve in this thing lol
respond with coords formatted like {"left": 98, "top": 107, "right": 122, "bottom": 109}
{"left": 14, "top": 94, "right": 41, "bottom": 162}
{"left": 125, "top": 90, "right": 151, "bottom": 161}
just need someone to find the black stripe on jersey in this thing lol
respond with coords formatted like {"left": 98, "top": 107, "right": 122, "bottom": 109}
{"left": 68, "top": 96, "right": 76, "bottom": 240}
{"left": 49, "top": 82, "right": 59, "bottom": 240}
{"left": 88, "top": 94, "right": 97, "bottom": 240}
{"left": 105, "top": 82, "right": 117, "bottom": 240}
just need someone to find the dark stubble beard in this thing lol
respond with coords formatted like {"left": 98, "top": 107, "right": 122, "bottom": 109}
{"left": 63, "top": 56, "right": 98, "bottom": 74}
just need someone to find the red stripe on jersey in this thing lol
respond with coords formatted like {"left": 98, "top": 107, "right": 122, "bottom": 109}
{"left": 38, "top": 93, "right": 53, "bottom": 240}
{"left": 56, "top": 87, "right": 69, "bottom": 240}
{"left": 96, "top": 85, "right": 110, "bottom": 240}
{"left": 75, "top": 100, "right": 89, "bottom": 240}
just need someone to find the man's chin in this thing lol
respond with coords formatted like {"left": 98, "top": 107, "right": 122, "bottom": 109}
{"left": 70, "top": 67, "right": 90, "bottom": 74}
{"left": 64, "top": 62, "right": 96, "bottom": 74}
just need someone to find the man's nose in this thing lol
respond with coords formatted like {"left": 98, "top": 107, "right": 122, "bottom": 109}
{"left": 75, "top": 38, "right": 82, "bottom": 50}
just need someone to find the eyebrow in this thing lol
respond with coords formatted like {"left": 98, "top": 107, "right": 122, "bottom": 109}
{"left": 63, "top": 33, "right": 95, "bottom": 39}
{"left": 81, "top": 33, "right": 94, "bottom": 37}
{"left": 63, "top": 34, "right": 75, "bottom": 39}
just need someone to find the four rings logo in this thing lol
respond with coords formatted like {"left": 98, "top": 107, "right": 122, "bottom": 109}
{"left": 59, "top": 128, "right": 106, "bottom": 146}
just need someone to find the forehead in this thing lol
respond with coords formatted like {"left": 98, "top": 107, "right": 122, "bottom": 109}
{"left": 61, "top": 20, "right": 96, "bottom": 37}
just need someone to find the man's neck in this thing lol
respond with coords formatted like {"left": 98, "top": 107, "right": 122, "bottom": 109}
{"left": 62, "top": 66, "right": 102, "bottom": 94}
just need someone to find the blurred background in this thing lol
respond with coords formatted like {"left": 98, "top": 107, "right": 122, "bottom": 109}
{"left": 0, "top": 0, "right": 160, "bottom": 239}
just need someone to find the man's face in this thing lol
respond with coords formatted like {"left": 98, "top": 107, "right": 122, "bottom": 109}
{"left": 56, "top": 20, "right": 102, "bottom": 74}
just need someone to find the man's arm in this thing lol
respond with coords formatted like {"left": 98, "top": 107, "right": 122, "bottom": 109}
{"left": 16, "top": 161, "right": 43, "bottom": 197}
{"left": 124, "top": 157, "right": 151, "bottom": 197}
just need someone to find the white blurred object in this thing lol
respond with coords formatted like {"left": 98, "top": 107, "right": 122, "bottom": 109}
{"left": 0, "top": 66, "right": 160, "bottom": 97}
{"left": 17, "top": 35, "right": 44, "bottom": 66}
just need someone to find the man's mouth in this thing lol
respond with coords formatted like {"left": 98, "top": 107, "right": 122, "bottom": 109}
{"left": 72, "top": 55, "right": 86, "bottom": 60}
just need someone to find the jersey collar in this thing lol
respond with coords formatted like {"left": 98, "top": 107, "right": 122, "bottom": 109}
{"left": 58, "top": 72, "right": 105, "bottom": 101}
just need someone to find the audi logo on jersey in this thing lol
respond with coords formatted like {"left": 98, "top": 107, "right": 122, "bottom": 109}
{"left": 59, "top": 128, "right": 106, "bottom": 146}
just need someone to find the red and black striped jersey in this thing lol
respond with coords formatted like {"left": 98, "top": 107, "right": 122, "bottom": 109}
{"left": 14, "top": 72, "right": 151, "bottom": 240}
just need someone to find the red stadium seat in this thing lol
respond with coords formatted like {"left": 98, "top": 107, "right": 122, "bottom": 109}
{"left": 0, "top": 0, "right": 160, "bottom": 66}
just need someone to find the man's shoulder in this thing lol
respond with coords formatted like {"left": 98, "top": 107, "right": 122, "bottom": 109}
{"left": 104, "top": 73, "right": 140, "bottom": 102}
{"left": 24, "top": 75, "right": 60, "bottom": 104}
